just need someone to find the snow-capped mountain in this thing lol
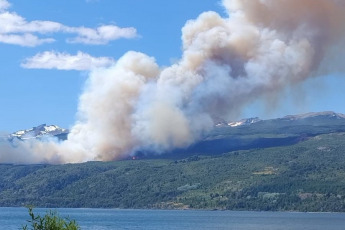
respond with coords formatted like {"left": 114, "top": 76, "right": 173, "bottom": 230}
{"left": 227, "top": 117, "right": 261, "bottom": 127}
{"left": 10, "top": 124, "right": 69, "bottom": 140}
{"left": 215, "top": 111, "right": 345, "bottom": 128}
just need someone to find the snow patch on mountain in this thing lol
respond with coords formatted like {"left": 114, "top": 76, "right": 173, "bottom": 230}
{"left": 10, "top": 124, "right": 68, "bottom": 140}
{"left": 215, "top": 117, "right": 261, "bottom": 127}
{"left": 228, "top": 117, "right": 261, "bottom": 127}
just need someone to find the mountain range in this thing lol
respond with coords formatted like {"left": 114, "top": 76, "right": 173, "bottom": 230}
{"left": 164, "top": 111, "right": 345, "bottom": 158}
{"left": 8, "top": 110, "right": 345, "bottom": 145}
{"left": 5, "top": 111, "right": 345, "bottom": 160}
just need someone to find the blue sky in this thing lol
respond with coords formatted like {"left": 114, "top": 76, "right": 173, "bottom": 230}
{"left": 0, "top": 0, "right": 344, "bottom": 132}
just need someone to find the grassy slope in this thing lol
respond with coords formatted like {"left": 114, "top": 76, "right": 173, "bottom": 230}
{"left": 1, "top": 132, "right": 345, "bottom": 211}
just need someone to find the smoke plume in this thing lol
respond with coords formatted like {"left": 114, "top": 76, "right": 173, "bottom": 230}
{"left": 2, "top": 0, "right": 345, "bottom": 163}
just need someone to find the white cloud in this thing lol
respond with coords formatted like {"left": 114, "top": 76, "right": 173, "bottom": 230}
{"left": 0, "top": 33, "right": 54, "bottom": 47}
{"left": 0, "top": 0, "right": 10, "bottom": 12}
{"left": 21, "top": 51, "right": 116, "bottom": 71}
{"left": 0, "top": 1, "right": 137, "bottom": 47}
{"left": 67, "top": 25, "right": 137, "bottom": 45}
{"left": 0, "top": 12, "right": 63, "bottom": 34}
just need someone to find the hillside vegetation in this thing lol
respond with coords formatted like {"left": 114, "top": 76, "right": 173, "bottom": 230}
{"left": 1, "top": 133, "right": 345, "bottom": 211}
{"left": 2, "top": 112, "right": 345, "bottom": 212}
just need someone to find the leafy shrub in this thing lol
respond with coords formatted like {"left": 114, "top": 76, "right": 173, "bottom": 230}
{"left": 22, "top": 207, "right": 80, "bottom": 230}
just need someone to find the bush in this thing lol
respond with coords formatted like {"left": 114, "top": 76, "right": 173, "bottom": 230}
{"left": 22, "top": 207, "right": 80, "bottom": 230}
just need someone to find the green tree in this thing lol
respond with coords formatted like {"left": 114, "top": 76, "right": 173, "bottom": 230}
{"left": 22, "top": 207, "right": 80, "bottom": 230}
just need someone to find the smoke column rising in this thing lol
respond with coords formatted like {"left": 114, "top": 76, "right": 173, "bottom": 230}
{"left": 2, "top": 0, "right": 345, "bottom": 163}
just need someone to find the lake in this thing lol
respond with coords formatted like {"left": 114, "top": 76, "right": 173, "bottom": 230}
{"left": 1, "top": 207, "right": 345, "bottom": 230}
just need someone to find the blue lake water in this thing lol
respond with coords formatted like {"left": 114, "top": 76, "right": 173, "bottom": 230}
{"left": 1, "top": 207, "right": 345, "bottom": 230}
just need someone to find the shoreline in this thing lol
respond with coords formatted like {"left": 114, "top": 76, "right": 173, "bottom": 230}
{"left": 3, "top": 206, "right": 345, "bottom": 214}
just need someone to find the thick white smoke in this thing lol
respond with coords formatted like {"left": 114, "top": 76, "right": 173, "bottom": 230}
{"left": 2, "top": 0, "right": 345, "bottom": 163}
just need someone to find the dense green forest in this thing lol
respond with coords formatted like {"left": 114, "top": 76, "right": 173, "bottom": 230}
{"left": 1, "top": 131, "right": 345, "bottom": 212}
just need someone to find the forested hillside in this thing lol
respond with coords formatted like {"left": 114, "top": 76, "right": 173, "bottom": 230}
{"left": 1, "top": 131, "right": 345, "bottom": 212}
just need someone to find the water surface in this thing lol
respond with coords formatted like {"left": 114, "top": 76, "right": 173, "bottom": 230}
{"left": 1, "top": 207, "right": 345, "bottom": 230}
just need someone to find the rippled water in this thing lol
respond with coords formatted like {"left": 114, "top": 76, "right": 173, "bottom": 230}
{"left": 2, "top": 207, "right": 345, "bottom": 230}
